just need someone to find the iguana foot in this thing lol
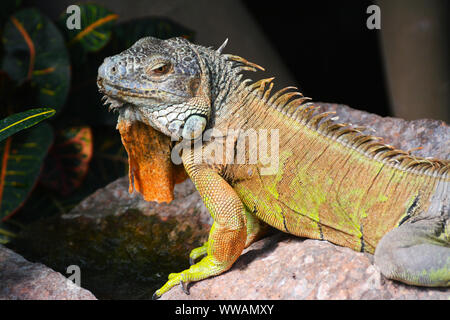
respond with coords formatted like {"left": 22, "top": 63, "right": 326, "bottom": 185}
{"left": 189, "top": 241, "right": 209, "bottom": 265}
{"left": 153, "top": 255, "right": 232, "bottom": 298}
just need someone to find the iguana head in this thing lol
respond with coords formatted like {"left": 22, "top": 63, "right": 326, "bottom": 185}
{"left": 97, "top": 36, "right": 211, "bottom": 140}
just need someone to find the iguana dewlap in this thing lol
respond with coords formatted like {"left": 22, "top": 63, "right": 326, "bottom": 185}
{"left": 97, "top": 36, "right": 450, "bottom": 299}
{"left": 116, "top": 118, "right": 186, "bottom": 202}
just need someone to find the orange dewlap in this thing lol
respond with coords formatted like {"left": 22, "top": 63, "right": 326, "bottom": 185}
{"left": 117, "top": 119, "right": 187, "bottom": 203}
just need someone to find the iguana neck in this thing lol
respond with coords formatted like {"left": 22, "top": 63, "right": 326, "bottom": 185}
{"left": 195, "top": 45, "right": 256, "bottom": 128}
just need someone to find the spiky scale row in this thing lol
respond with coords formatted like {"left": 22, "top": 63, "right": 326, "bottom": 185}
{"left": 226, "top": 63, "right": 449, "bottom": 179}
{"left": 223, "top": 54, "right": 265, "bottom": 73}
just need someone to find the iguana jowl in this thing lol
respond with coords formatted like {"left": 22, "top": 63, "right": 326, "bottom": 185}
{"left": 97, "top": 37, "right": 450, "bottom": 298}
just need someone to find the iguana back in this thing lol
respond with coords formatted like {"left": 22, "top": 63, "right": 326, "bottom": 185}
{"left": 216, "top": 82, "right": 448, "bottom": 253}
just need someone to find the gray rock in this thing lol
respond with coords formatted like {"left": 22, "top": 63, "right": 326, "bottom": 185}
{"left": 161, "top": 233, "right": 449, "bottom": 300}
{"left": 4, "top": 178, "right": 211, "bottom": 300}
{"left": 2, "top": 103, "right": 449, "bottom": 299}
{"left": 64, "top": 177, "right": 212, "bottom": 226}
{"left": 0, "top": 245, "right": 96, "bottom": 300}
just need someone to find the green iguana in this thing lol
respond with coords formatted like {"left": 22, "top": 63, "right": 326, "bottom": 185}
{"left": 97, "top": 37, "right": 450, "bottom": 299}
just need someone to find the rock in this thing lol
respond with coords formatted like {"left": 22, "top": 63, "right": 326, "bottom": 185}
{"left": 0, "top": 245, "right": 96, "bottom": 300}
{"left": 5, "top": 179, "right": 210, "bottom": 300}
{"left": 64, "top": 177, "right": 212, "bottom": 226}
{"left": 3, "top": 103, "right": 449, "bottom": 300}
{"left": 161, "top": 233, "right": 449, "bottom": 300}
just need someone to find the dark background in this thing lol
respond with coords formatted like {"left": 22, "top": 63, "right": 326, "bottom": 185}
{"left": 242, "top": 0, "right": 391, "bottom": 116}
{"left": 26, "top": 0, "right": 450, "bottom": 121}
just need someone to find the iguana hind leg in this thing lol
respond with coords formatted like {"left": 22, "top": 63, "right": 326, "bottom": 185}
{"left": 374, "top": 209, "right": 450, "bottom": 287}
{"left": 245, "top": 207, "right": 270, "bottom": 247}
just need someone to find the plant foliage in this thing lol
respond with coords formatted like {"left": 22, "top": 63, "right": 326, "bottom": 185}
{"left": 0, "top": 1, "right": 194, "bottom": 242}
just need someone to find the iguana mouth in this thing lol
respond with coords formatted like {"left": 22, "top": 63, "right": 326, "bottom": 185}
{"left": 97, "top": 78, "right": 124, "bottom": 111}
{"left": 98, "top": 77, "right": 190, "bottom": 105}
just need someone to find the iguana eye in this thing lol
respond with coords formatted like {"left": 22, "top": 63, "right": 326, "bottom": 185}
{"left": 147, "top": 62, "right": 172, "bottom": 76}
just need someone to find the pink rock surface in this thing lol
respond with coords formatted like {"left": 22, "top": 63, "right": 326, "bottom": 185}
{"left": 0, "top": 245, "right": 96, "bottom": 300}
{"left": 161, "top": 233, "right": 450, "bottom": 300}
{"left": 2, "top": 104, "right": 449, "bottom": 300}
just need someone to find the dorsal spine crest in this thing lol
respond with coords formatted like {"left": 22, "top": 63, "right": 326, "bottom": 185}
{"left": 221, "top": 53, "right": 449, "bottom": 178}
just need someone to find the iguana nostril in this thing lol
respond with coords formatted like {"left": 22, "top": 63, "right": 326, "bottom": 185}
{"left": 109, "top": 64, "right": 127, "bottom": 76}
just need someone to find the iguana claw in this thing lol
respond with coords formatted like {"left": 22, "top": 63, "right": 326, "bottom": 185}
{"left": 151, "top": 292, "right": 161, "bottom": 300}
{"left": 180, "top": 281, "right": 190, "bottom": 295}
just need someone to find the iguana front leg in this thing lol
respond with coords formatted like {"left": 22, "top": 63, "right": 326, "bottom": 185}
{"left": 189, "top": 208, "right": 269, "bottom": 265}
{"left": 153, "top": 167, "right": 248, "bottom": 298}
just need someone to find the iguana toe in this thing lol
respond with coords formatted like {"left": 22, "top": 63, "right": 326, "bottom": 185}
{"left": 189, "top": 241, "right": 209, "bottom": 265}
{"left": 155, "top": 255, "right": 232, "bottom": 298}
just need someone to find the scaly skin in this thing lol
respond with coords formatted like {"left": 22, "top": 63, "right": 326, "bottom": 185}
{"left": 97, "top": 37, "right": 450, "bottom": 298}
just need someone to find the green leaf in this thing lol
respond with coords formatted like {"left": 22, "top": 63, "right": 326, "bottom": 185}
{"left": 59, "top": 4, "right": 118, "bottom": 53}
{"left": 1, "top": 8, "right": 70, "bottom": 112}
{"left": 40, "top": 126, "right": 93, "bottom": 196}
{"left": 15, "top": 126, "right": 126, "bottom": 219}
{"left": 0, "top": 108, "right": 55, "bottom": 142}
{"left": 0, "top": 222, "right": 17, "bottom": 244}
{"left": 0, "top": 123, "right": 54, "bottom": 221}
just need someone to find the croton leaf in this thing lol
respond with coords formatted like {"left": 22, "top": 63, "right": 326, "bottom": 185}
{"left": 60, "top": 3, "right": 118, "bottom": 53}
{"left": 0, "top": 108, "right": 55, "bottom": 142}
{"left": 0, "top": 123, "right": 53, "bottom": 221}
{"left": 14, "top": 126, "right": 125, "bottom": 219}
{"left": 0, "top": 223, "right": 16, "bottom": 244}
{"left": 1, "top": 8, "right": 71, "bottom": 112}
{"left": 40, "top": 126, "right": 93, "bottom": 196}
